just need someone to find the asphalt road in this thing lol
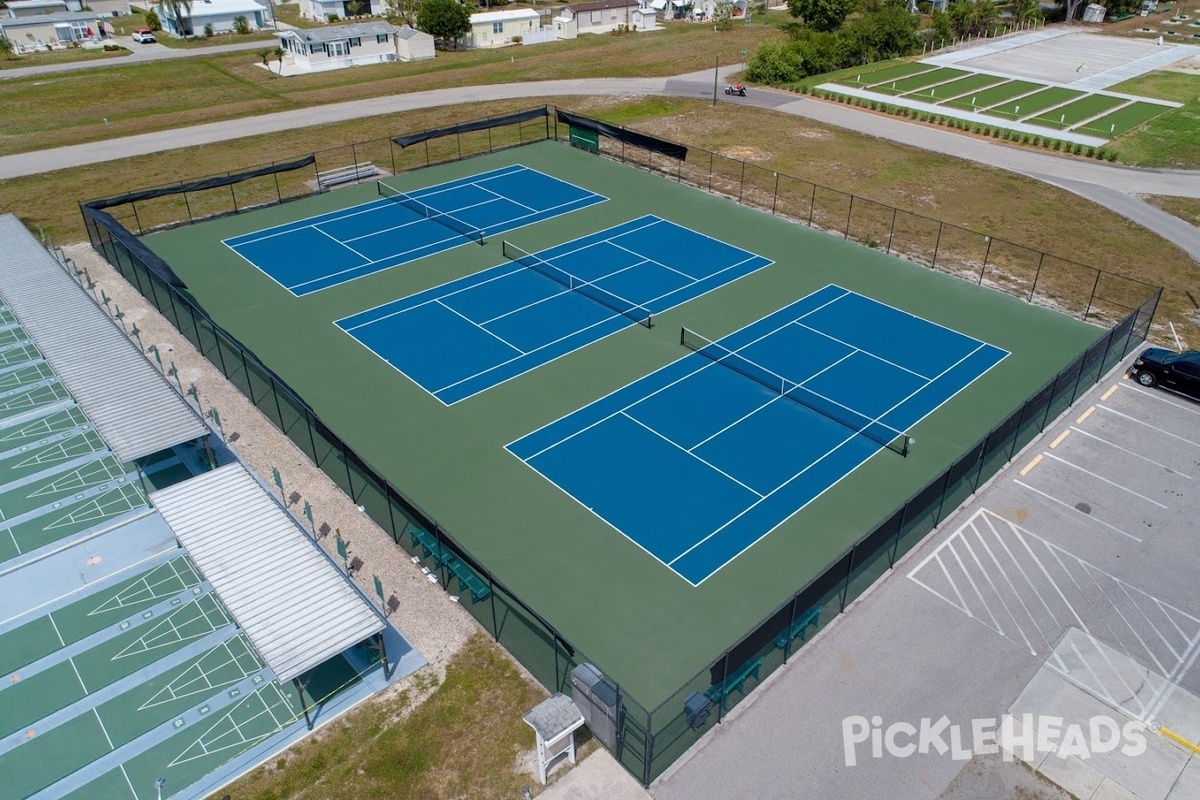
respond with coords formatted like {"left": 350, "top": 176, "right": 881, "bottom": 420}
{"left": 1, "top": 59, "right": 1197, "bottom": 257}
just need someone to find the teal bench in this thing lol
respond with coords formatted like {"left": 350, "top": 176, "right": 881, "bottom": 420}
{"left": 774, "top": 605, "right": 823, "bottom": 652}
{"left": 705, "top": 656, "right": 763, "bottom": 709}
{"left": 408, "top": 528, "right": 491, "bottom": 604}
{"left": 444, "top": 553, "right": 491, "bottom": 605}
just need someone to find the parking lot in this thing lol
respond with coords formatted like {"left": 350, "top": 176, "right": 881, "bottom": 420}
{"left": 654, "top": 353, "right": 1200, "bottom": 800}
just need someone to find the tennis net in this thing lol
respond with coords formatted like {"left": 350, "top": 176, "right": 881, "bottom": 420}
{"left": 680, "top": 326, "right": 910, "bottom": 456}
{"left": 502, "top": 240, "right": 653, "bottom": 328}
{"left": 377, "top": 181, "right": 485, "bottom": 246}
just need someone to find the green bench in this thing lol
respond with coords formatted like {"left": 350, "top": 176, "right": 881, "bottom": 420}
{"left": 408, "top": 528, "right": 491, "bottom": 605}
{"left": 774, "top": 604, "right": 823, "bottom": 652}
{"left": 705, "top": 656, "right": 763, "bottom": 709}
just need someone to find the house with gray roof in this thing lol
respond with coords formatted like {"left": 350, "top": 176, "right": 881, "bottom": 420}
{"left": 277, "top": 21, "right": 433, "bottom": 73}
{"left": 0, "top": 9, "right": 105, "bottom": 52}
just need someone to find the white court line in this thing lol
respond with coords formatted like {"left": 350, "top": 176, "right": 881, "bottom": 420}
{"left": 1068, "top": 426, "right": 1192, "bottom": 479}
{"left": 94, "top": 707, "right": 115, "bottom": 750}
{"left": 619, "top": 412, "right": 763, "bottom": 498}
{"left": 474, "top": 181, "right": 539, "bottom": 214}
{"left": 1012, "top": 479, "right": 1141, "bottom": 541}
{"left": 437, "top": 301, "right": 525, "bottom": 355}
{"left": 670, "top": 342, "right": 989, "bottom": 569}
{"left": 477, "top": 257, "right": 652, "bottom": 326}
{"left": 120, "top": 764, "right": 137, "bottom": 799}
{"left": 69, "top": 656, "right": 88, "bottom": 694}
{"left": 608, "top": 240, "right": 694, "bottom": 281}
{"left": 688, "top": 395, "right": 786, "bottom": 453}
{"left": 1040, "top": 451, "right": 1168, "bottom": 509}
{"left": 1097, "top": 404, "right": 1200, "bottom": 449}
{"left": 341, "top": 195, "right": 502, "bottom": 244}
{"left": 338, "top": 216, "right": 663, "bottom": 330}
{"left": 311, "top": 226, "right": 376, "bottom": 263}
{"left": 48, "top": 613, "right": 65, "bottom": 646}
{"left": 791, "top": 321, "right": 932, "bottom": 381}
{"left": 511, "top": 288, "right": 851, "bottom": 455}
{"left": 289, "top": 228, "right": 463, "bottom": 293}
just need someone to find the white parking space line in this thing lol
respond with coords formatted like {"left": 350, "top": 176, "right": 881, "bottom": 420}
{"left": 1012, "top": 479, "right": 1141, "bottom": 542}
{"left": 1118, "top": 381, "right": 1200, "bottom": 416}
{"left": 1067, "top": 425, "right": 1192, "bottom": 479}
{"left": 1097, "top": 404, "right": 1200, "bottom": 449}
{"left": 909, "top": 509, "right": 1200, "bottom": 719}
{"left": 1040, "top": 451, "right": 1168, "bottom": 509}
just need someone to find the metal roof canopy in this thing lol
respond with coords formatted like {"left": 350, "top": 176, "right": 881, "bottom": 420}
{"left": 0, "top": 214, "right": 207, "bottom": 462}
{"left": 151, "top": 464, "right": 384, "bottom": 683}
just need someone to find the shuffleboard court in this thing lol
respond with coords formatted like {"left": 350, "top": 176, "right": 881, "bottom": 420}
{"left": 1029, "top": 93, "right": 1127, "bottom": 130}
{"left": 508, "top": 284, "right": 1008, "bottom": 586}
{"left": 1077, "top": 100, "right": 1174, "bottom": 137}
{"left": 836, "top": 61, "right": 936, "bottom": 87}
{"left": 983, "top": 86, "right": 1084, "bottom": 120}
{"left": 224, "top": 164, "right": 606, "bottom": 296}
{"left": 903, "top": 72, "right": 1007, "bottom": 101}
{"left": 938, "top": 79, "right": 1043, "bottom": 112}
{"left": 337, "top": 215, "right": 773, "bottom": 404}
{"left": 872, "top": 67, "right": 969, "bottom": 95}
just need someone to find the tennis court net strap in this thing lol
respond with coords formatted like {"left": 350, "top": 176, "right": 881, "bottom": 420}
{"left": 377, "top": 181, "right": 485, "bottom": 245}
{"left": 502, "top": 240, "right": 653, "bottom": 329}
{"left": 679, "top": 326, "right": 910, "bottom": 456}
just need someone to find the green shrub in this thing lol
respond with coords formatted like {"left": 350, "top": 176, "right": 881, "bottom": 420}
{"left": 1106, "top": 151, "right": 1117, "bottom": 162}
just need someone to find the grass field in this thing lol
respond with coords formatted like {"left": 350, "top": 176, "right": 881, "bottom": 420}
{"left": 1106, "top": 71, "right": 1200, "bottom": 168}
{"left": 3, "top": 95, "right": 1195, "bottom": 340}
{"left": 220, "top": 635, "right": 546, "bottom": 800}
{"left": 938, "top": 79, "right": 1041, "bottom": 113}
{"left": 0, "top": 46, "right": 131, "bottom": 69}
{"left": 142, "top": 139, "right": 1103, "bottom": 705}
{"left": 0, "top": 22, "right": 779, "bottom": 157}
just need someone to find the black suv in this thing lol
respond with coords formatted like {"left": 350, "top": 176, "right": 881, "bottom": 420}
{"left": 1130, "top": 348, "right": 1200, "bottom": 401}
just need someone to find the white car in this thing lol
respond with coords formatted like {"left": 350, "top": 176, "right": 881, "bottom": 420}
{"left": 132, "top": 29, "right": 156, "bottom": 43}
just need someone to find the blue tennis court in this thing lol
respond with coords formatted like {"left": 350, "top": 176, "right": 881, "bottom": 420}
{"left": 222, "top": 165, "right": 605, "bottom": 296}
{"left": 337, "top": 215, "right": 773, "bottom": 404}
{"left": 507, "top": 284, "right": 1009, "bottom": 586}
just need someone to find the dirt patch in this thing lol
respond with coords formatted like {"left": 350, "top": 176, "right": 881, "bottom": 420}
{"left": 718, "top": 144, "right": 773, "bottom": 161}
{"left": 937, "top": 752, "right": 1076, "bottom": 800}
{"left": 792, "top": 127, "right": 835, "bottom": 140}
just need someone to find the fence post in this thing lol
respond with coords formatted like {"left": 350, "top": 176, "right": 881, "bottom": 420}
{"left": 978, "top": 236, "right": 992, "bottom": 284}
{"left": 1083, "top": 269, "right": 1103, "bottom": 321}
{"left": 844, "top": 195, "right": 854, "bottom": 239}
{"left": 1029, "top": 252, "right": 1045, "bottom": 302}
{"left": 807, "top": 184, "right": 817, "bottom": 226}
{"left": 424, "top": 139, "right": 430, "bottom": 167}
{"left": 931, "top": 222, "right": 943, "bottom": 269}
{"left": 886, "top": 207, "right": 897, "bottom": 253}
{"left": 182, "top": 192, "right": 193, "bottom": 225}
{"left": 351, "top": 142, "right": 359, "bottom": 169}
{"left": 771, "top": 172, "right": 779, "bottom": 215}
{"left": 456, "top": 132, "right": 462, "bottom": 161}
{"left": 131, "top": 202, "right": 144, "bottom": 236}
{"left": 708, "top": 151, "right": 714, "bottom": 192}
{"left": 229, "top": 181, "right": 239, "bottom": 213}
{"left": 738, "top": 160, "right": 746, "bottom": 203}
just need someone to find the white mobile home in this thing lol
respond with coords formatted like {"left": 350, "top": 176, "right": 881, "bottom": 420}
{"left": 154, "top": 0, "right": 271, "bottom": 36}
{"left": 467, "top": 8, "right": 540, "bottom": 47}
{"left": 277, "top": 21, "right": 433, "bottom": 71}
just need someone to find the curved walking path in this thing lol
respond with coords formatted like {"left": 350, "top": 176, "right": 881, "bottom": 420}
{"left": 4, "top": 65, "right": 1199, "bottom": 258}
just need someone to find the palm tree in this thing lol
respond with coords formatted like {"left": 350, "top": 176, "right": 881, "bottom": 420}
{"left": 165, "top": 0, "right": 194, "bottom": 39}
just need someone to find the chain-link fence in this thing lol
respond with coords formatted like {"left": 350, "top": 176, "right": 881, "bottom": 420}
{"left": 79, "top": 107, "right": 1162, "bottom": 787}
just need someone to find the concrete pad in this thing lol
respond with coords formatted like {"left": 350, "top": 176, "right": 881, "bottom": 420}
{"left": 540, "top": 750, "right": 652, "bottom": 800}
{"left": 1092, "top": 776, "right": 1141, "bottom": 800}
{"left": 998, "top": 717, "right": 1056, "bottom": 770}
{"left": 1038, "top": 752, "right": 1105, "bottom": 800}
{"left": 1166, "top": 757, "right": 1200, "bottom": 800}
